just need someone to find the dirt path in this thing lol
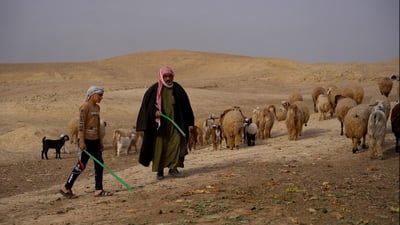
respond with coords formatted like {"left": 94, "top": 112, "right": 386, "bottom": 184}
{"left": 1, "top": 114, "right": 399, "bottom": 225}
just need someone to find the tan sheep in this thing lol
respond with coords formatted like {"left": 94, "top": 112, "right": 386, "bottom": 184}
{"left": 195, "top": 126, "right": 204, "bottom": 147}
{"left": 68, "top": 117, "right": 79, "bottom": 144}
{"left": 258, "top": 105, "right": 275, "bottom": 139}
{"left": 68, "top": 117, "right": 107, "bottom": 144}
{"left": 377, "top": 77, "right": 393, "bottom": 97}
{"left": 194, "top": 118, "right": 206, "bottom": 145}
{"left": 293, "top": 101, "right": 310, "bottom": 135}
{"left": 327, "top": 87, "right": 354, "bottom": 111}
{"left": 347, "top": 83, "right": 364, "bottom": 104}
{"left": 285, "top": 104, "right": 303, "bottom": 141}
{"left": 344, "top": 104, "right": 372, "bottom": 153}
{"left": 220, "top": 107, "right": 245, "bottom": 149}
{"left": 288, "top": 92, "right": 303, "bottom": 104}
{"left": 311, "top": 86, "right": 326, "bottom": 113}
{"left": 334, "top": 95, "right": 357, "bottom": 136}
{"left": 341, "top": 87, "right": 356, "bottom": 102}
{"left": 316, "top": 94, "right": 332, "bottom": 121}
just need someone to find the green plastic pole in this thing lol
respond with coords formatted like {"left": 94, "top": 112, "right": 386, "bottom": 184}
{"left": 83, "top": 150, "right": 134, "bottom": 192}
{"left": 160, "top": 113, "right": 186, "bottom": 138}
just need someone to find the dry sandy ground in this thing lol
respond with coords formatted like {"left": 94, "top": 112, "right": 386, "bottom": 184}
{"left": 0, "top": 50, "right": 399, "bottom": 225}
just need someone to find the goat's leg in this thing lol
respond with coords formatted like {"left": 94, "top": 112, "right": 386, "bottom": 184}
{"left": 56, "top": 148, "right": 61, "bottom": 159}
{"left": 41, "top": 149, "right": 46, "bottom": 160}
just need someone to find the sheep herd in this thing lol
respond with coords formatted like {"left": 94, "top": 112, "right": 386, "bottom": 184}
{"left": 190, "top": 76, "right": 399, "bottom": 160}
{"left": 62, "top": 76, "right": 399, "bottom": 160}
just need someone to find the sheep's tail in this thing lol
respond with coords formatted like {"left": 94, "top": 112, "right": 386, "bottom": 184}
{"left": 42, "top": 137, "right": 46, "bottom": 143}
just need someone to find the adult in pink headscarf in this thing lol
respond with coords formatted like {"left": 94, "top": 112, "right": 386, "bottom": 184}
{"left": 136, "top": 66, "right": 194, "bottom": 180}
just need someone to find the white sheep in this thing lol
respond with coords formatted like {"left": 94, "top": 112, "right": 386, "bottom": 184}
{"left": 344, "top": 104, "right": 372, "bottom": 153}
{"left": 334, "top": 95, "right": 358, "bottom": 136}
{"left": 367, "top": 101, "right": 387, "bottom": 159}
{"left": 276, "top": 101, "right": 290, "bottom": 121}
{"left": 316, "top": 94, "right": 332, "bottom": 121}
{"left": 68, "top": 117, "right": 107, "bottom": 144}
{"left": 369, "top": 95, "right": 391, "bottom": 120}
{"left": 377, "top": 77, "right": 393, "bottom": 97}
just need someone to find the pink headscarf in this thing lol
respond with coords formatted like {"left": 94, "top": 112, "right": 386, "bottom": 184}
{"left": 155, "top": 66, "right": 174, "bottom": 128}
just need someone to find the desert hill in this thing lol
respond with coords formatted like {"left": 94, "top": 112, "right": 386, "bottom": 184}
{"left": 1, "top": 49, "right": 398, "bottom": 84}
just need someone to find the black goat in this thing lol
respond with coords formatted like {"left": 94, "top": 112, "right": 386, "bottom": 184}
{"left": 391, "top": 103, "right": 400, "bottom": 152}
{"left": 390, "top": 103, "right": 400, "bottom": 152}
{"left": 41, "top": 135, "right": 70, "bottom": 159}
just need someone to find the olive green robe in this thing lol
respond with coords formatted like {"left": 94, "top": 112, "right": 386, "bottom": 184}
{"left": 152, "top": 88, "right": 182, "bottom": 172}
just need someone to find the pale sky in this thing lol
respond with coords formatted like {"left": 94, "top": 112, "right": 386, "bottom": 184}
{"left": 0, "top": 0, "right": 398, "bottom": 63}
